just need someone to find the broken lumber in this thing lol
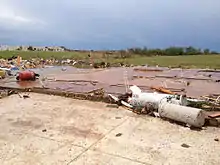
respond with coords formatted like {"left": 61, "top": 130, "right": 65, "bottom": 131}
{"left": 151, "top": 86, "right": 175, "bottom": 95}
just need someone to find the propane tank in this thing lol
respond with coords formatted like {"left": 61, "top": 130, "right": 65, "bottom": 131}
{"left": 17, "top": 71, "right": 36, "bottom": 81}
{"left": 158, "top": 102, "right": 205, "bottom": 128}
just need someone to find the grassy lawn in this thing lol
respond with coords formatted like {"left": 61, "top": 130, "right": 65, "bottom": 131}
{"left": 0, "top": 51, "right": 219, "bottom": 69}
{"left": 107, "top": 55, "right": 220, "bottom": 69}
{"left": 0, "top": 51, "right": 89, "bottom": 60}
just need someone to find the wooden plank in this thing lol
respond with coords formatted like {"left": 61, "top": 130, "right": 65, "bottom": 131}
{"left": 208, "top": 112, "right": 220, "bottom": 118}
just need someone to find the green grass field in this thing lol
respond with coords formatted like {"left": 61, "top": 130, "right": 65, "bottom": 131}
{"left": 110, "top": 55, "right": 220, "bottom": 69}
{"left": 0, "top": 51, "right": 219, "bottom": 69}
{"left": 0, "top": 51, "right": 88, "bottom": 60}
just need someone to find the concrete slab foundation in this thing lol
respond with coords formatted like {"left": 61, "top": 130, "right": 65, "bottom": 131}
{"left": 0, "top": 93, "right": 219, "bottom": 165}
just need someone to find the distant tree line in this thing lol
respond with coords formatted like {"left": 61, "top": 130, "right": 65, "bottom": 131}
{"left": 127, "top": 46, "right": 219, "bottom": 56}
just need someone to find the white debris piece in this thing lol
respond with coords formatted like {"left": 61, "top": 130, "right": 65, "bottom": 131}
{"left": 129, "top": 85, "right": 142, "bottom": 95}
{"left": 128, "top": 85, "right": 186, "bottom": 108}
{"left": 158, "top": 102, "right": 205, "bottom": 128}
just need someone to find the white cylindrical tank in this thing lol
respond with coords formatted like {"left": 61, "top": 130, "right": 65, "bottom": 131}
{"left": 128, "top": 93, "right": 171, "bottom": 108}
{"left": 158, "top": 103, "right": 205, "bottom": 128}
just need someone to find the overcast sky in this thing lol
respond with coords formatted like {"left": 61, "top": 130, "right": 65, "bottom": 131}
{"left": 0, "top": 0, "right": 220, "bottom": 50}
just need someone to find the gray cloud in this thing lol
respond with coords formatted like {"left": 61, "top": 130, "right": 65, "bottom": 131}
{"left": 0, "top": 0, "right": 220, "bottom": 50}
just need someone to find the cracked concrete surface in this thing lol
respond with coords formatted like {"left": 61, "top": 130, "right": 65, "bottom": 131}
{"left": 0, "top": 93, "right": 219, "bottom": 165}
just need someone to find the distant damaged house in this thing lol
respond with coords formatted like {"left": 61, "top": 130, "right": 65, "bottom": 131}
{"left": 45, "top": 46, "right": 65, "bottom": 52}
{"left": 0, "top": 45, "right": 20, "bottom": 51}
{"left": 33, "top": 46, "right": 65, "bottom": 52}
{"left": 0, "top": 45, "right": 65, "bottom": 52}
{"left": 31, "top": 46, "right": 65, "bottom": 52}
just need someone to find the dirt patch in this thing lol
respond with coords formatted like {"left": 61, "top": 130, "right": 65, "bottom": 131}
{"left": 11, "top": 118, "right": 43, "bottom": 129}
{"left": 60, "top": 125, "right": 103, "bottom": 139}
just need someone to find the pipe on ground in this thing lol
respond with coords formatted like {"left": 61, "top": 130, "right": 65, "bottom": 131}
{"left": 158, "top": 102, "right": 205, "bottom": 128}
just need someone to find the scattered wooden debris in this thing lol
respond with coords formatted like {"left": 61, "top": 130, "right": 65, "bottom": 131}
{"left": 202, "top": 95, "right": 220, "bottom": 105}
{"left": 87, "top": 88, "right": 105, "bottom": 96}
{"left": 0, "top": 89, "right": 15, "bottom": 98}
{"left": 151, "top": 86, "right": 175, "bottom": 95}
{"left": 134, "top": 68, "right": 164, "bottom": 72}
{"left": 208, "top": 112, "right": 220, "bottom": 118}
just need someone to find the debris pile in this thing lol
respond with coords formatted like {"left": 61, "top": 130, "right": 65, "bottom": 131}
{"left": 0, "top": 56, "right": 79, "bottom": 72}
{"left": 0, "top": 60, "right": 219, "bottom": 129}
{"left": 202, "top": 94, "right": 220, "bottom": 107}
{"left": 109, "top": 85, "right": 219, "bottom": 128}
{"left": 0, "top": 89, "right": 16, "bottom": 99}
